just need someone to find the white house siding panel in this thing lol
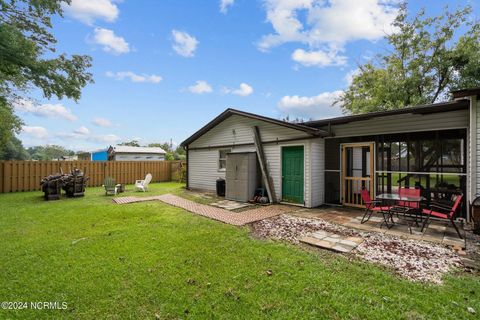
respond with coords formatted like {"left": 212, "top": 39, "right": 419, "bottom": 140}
{"left": 190, "top": 115, "right": 309, "bottom": 148}
{"left": 310, "top": 138, "right": 325, "bottom": 207}
{"left": 323, "top": 109, "right": 469, "bottom": 138}
{"left": 188, "top": 149, "right": 225, "bottom": 191}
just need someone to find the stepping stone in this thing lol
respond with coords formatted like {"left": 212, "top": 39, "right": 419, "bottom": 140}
{"left": 300, "top": 231, "right": 362, "bottom": 253}
{"left": 332, "top": 244, "right": 354, "bottom": 253}
{"left": 312, "top": 230, "right": 329, "bottom": 239}
{"left": 323, "top": 236, "right": 341, "bottom": 243}
{"left": 339, "top": 239, "right": 360, "bottom": 247}
{"left": 300, "top": 236, "right": 334, "bottom": 249}
{"left": 345, "top": 236, "right": 364, "bottom": 245}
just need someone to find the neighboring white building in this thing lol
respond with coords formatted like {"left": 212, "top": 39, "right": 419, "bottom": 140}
{"left": 108, "top": 146, "right": 166, "bottom": 161}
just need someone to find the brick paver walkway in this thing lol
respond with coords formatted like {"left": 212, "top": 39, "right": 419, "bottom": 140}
{"left": 157, "top": 194, "right": 294, "bottom": 226}
{"left": 112, "top": 194, "right": 296, "bottom": 226}
{"left": 112, "top": 196, "right": 163, "bottom": 204}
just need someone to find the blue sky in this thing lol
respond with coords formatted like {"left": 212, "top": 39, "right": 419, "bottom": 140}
{"left": 16, "top": 0, "right": 476, "bottom": 151}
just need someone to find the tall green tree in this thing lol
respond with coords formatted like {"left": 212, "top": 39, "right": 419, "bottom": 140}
{"left": 27, "top": 145, "right": 74, "bottom": 160}
{"left": 148, "top": 142, "right": 185, "bottom": 160}
{"left": 118, "top": 140, "right": 141, "bottom": 147}
{"left": 0, "top": 0, "right": 93, "bottom": 152}
{"left": 0, "top": 136, "right": 30, "bottom": 160}
{"left": 337, "top": 4, "right": 480, "bottom": 114}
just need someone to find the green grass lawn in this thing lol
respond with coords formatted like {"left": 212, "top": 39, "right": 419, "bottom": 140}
{"left": 0, "top": 182, "right": 479, "bottom": 319}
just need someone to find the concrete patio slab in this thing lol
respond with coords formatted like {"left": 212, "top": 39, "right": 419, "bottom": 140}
{"left": 290, "top": 207, "right": 466, "bottom": 248}
{"left": 210, "top": 199, "right": 252, "bottom": 210}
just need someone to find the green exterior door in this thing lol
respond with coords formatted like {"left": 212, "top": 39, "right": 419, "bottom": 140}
{"left": 282, "top": 146, "right": 304, "bottom": 204}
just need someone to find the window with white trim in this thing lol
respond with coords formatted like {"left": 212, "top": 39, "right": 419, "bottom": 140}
{"left": 218, "top": 149, "right": 230, "bottom": 171}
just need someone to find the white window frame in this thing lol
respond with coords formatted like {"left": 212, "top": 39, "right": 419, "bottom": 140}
{"left": 218, "top": 149, "right": 231, "bottom": 171}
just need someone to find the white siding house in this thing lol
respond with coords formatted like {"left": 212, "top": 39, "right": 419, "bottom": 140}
{"left": 182, "top": 88, "right": 480, "bottom": 220}
{"left": 183, "top": 110, "right": 328, "bottom": 207}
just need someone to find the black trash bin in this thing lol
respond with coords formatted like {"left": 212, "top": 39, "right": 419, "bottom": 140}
{"left": 216, "top": 178, "right": 225, "bottom": 197}
{"left": 470, "top": 195, "right": 480, "bottom": 234}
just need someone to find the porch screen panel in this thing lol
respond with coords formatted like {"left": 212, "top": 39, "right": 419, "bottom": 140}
{"left": 325, "top": 171, "right": 341, "bottom": 204}
{"left": 324, "top": 139, "right": 341, "bottom": 204}
{"left": 375, "top": 129, "right": 467, "bottom": 218}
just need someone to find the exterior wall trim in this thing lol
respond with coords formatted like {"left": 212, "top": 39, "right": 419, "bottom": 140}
{"left": 325, "top": 126, "right": 468, "bottom": 139}
{"left": 187, "top": 135, "right": 318, "bottom": 151}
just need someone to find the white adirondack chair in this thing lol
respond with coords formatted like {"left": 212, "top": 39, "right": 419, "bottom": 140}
{"left": 135, "top": 173, "right": 152, "bottom": 192}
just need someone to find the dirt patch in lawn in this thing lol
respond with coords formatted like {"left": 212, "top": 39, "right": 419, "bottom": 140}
{"left": 250, "top": 214, "right": 464, "bottom": 284}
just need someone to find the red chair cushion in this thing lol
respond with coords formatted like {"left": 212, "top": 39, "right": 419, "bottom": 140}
{"left": 372, "top": 206, "right": 391, "bottom": 211}
{"left": 422, "top": 208, "right": 448, "bottom": 219}
{"left": 398, "top": 187, "right": 420, "bottom": 208}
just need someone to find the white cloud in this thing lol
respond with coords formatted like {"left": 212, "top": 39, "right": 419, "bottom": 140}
{"left": 187, "top": 80, "right": 213, "bottom": 94}
{"left": 14, "top": 99, "right": 77, "bottom": 121}
{"left": 258, "top": 0, "right": 398, "bottom": 66}
{"left": 171, "top": 30, "right": 198, "bottom": 57}
{"left": 56, "top": 129, "right": 119, "bottom": 144}
{"left": 74, "top": 126, "right": 90, "bottom": 135}
{"left": 278, "top": 90, "right": 343, "bottom": 118}
{"left": 92, "top": 117, "right": 113, "bottom": 127}
{"left": 22, "top": 126, "right": 48, "bottom": 139}
{"left": 92, "top": 134, "right": 120, "bottom": 143}
{"left": 93, "top": 28, "right": 130, "bottom": 55}
{"left": 292, "top": 48, "right": 347, "bottom": 67}
{"left": 106, "top": 71, "right": 162, "bottom": 83}
{"left": 64, "top": 0, "right": 119, "bottom": 25}
{"left": 220, "top": 0, "right": 235, "bottom": 14}
{"left": 223, "top": 83, "right": 254, "bottom": 96}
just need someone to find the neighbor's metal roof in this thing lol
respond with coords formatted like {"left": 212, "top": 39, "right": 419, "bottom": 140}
{"left": 112, "top": 146, "right": 166, "bottom": 154}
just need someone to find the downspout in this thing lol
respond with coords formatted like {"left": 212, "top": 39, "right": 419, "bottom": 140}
{"left": 468, "top": 95, "right": 477, "bottom": 222}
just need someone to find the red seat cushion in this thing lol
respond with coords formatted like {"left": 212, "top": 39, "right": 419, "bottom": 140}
{"left": 372, "top": 206, "right": 391, "bottom": 211}
{"left": 422, "top": 208, "right": 448, "bottom": 219}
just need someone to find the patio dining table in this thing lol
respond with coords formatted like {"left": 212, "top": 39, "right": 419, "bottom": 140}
{"left": 376, "top": 193, "right": 426, "bottom": 231}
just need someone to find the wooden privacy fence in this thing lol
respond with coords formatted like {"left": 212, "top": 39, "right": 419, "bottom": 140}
{"left": 0, "top": 160, "right": 186, "bottom": 193}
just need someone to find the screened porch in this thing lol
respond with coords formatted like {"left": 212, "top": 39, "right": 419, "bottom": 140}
{"left": 324, "top": 129, "right": 467, "bottom": 218}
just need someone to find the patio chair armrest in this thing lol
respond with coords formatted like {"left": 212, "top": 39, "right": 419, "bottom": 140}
{"left": 365, "top": 200, "right": 381, "bottom": 205}
{"left": 135, "top": 180, "right": 143, "bottom": 184}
